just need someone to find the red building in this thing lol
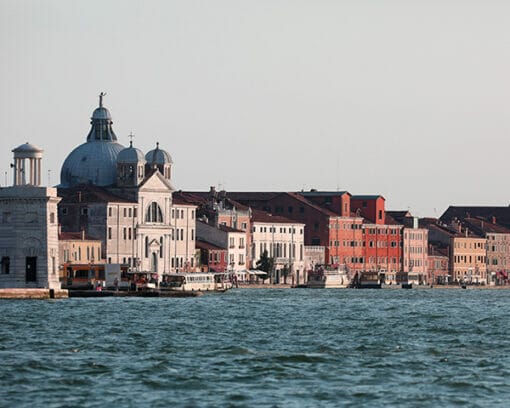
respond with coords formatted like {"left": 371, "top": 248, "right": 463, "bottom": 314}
{"left": 350, "top": 195, "right": 386, "bottom": 225}
{"left": 195, "top": 239, "right": 228, "bottom": 272}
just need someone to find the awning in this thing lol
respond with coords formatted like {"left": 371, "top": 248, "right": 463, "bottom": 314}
{"left": 249, "top": 270, "right": 268, "bottom": 276}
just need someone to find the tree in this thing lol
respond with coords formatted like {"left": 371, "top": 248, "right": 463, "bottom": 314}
{"left": 281, "top": 264, "right": 290, "bottom": 284}
{"left": 256, "top": 250, "right": 273, "bottom": 282}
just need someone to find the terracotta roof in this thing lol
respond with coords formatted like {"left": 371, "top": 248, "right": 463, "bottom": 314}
{"left": 251, "top": 209, "right": 303, "bottom": 224}
{"left": 58, "top": 184, "right": 135, "bottom": 204}
{"left": 173, "top": 191, "right": 209, "bottom": 206}
{"left": 299, "top": 190, "right": 350, "bottom": 197}
{"left": 440, "top": 206, "right": 510, "bottom": 229}
{"left": 463, "top": 217, "right": 510, "bottom": 235}
{"left": 218, "top": 224, "right": 245, "bottom": 233}
{"left": 428, "top": 243, "right": 449, "bottom": 257}
{"left": 351, "top": 195, "right": 385, "bottom": 200}
{"left": 286, "top": 192, "right": 339, "bottom": 217}
{"left": 196, "top": 239, "right": 226, "bottom": 251}
{"left": 59, "top": 231, "right": 98, "bottom": 241}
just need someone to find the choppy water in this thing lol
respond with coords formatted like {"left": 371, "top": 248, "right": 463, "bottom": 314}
{"left": 1, "top": 288, "right": 510, "bottom": 407}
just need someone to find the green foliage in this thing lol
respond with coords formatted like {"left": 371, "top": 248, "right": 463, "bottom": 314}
{"left": 256, "top": 250, "right": 274, "bottom": 273}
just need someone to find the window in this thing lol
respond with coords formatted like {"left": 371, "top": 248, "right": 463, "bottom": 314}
{"left": 145, "top": 202, "right": 163, "bottom": 223}
{"left": 50, "top": 213, "right": 55, "bottom": 224}
{"left": 123, "top": 228, "right": 127, "bottom": 240}
{"left": 160, "top": 237, "right": 164, "bottom": 258}
{"left": 133, "top": 208, "right": 137, "bottom": 218}
{"left": 62, "top": 208, "right": 68, "bottom": 215}
{"left": 145, "top": 237, "right": 149, "bottom": 258}
{"left": 242, "top": 222, "right": 247, "bottom": 230}
{"left": 191, "top": 210, "right": 195, "bottom": 219}
{"left": 123, "top": 208, "right": 127, "bottom": 217}
{"left": 81, "top": 207, "right": 88, "bottom": 215}
{"left": 1, "top": 257, "right": 9, "bottom": 274}
{"left": 108, "top": 227, "right": 112, "bottom": 240}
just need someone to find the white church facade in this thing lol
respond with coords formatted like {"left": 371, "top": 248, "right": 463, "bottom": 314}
{"left": 58, "top": 94, "right": 196, "bottom": 280}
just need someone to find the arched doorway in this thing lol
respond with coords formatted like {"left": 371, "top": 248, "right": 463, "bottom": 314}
{"left": 151, "top": 252, "right": 158, "bottom": 273}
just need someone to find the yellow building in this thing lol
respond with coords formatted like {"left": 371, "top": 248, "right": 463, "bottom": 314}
{"left": 59, "top": 231, "right": 103, "bottom": 280}
{"left": 450, "top": 235, "right": 487, "bottom": 284}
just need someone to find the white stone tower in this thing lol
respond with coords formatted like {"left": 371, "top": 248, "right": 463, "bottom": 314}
{"left": 0, "top": 143, "right": 61, "bottom": 289}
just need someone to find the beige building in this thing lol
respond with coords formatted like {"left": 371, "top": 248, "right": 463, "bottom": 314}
{"left": 427, "top": 221, "right": 487, "bottom": 284}
{"left": 59, "top": 231, "right": 102, "bottom": 265}
{"left": 451, "top": 235, "right": 487, "bottom": 283}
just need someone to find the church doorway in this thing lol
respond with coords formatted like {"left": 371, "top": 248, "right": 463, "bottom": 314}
{"left": 26, "top": 256, "right": 37, "bottom": 282}
{"left": 151, "top": 252, "right": 158, "bottom": 273}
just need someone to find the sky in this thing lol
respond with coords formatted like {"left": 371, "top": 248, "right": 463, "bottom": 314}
{"left": 1, "top": 0, "right": 509, "bottom": 217}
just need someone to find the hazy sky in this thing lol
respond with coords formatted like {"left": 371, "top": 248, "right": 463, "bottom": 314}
{"left": 1, "top": 0, "right": 509, "bottom": 217}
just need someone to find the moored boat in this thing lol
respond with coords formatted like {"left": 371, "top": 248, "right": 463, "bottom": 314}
{"left": 306, "top": 265, "right": 350, "bottom": 288}
{"left": 161, "top": 272, "right": 233, "bottom": 292}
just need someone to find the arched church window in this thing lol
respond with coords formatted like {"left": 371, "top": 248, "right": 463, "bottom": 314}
{"left": 145, "top": 202, "right": 163, "bottom": 223}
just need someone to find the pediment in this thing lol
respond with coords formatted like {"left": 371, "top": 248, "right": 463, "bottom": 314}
{"left": 139, "top": 172, "right": 174, "bottom": 192}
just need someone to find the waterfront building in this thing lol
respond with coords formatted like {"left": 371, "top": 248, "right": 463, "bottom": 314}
{"left": 427, "top": 221, "right": 487, "bottom": 284}
{"left": 387, "top": 211, "right": 429, "bottom": 284}
{"left": 196, "top": 221, "right": 246, "bottom": 273}
{"left": 178, "top": 188, "right": 252, "bottom": 269}
{"left": 195, "top": 239, "right": 228, "bottom": 272}
{"left": 440, "top": 206, "right": 510, "bottom": 230}
{"left": 58, "top": 95, "right": 196, "bottom": 282}
{"left": 0, "top": 143, "right": 61, "bottom": 289}
{"left": 250, "top": 210, "right": 305, "bottom": 284}
{"left": 361, "top": 221, "right": 403, "bottom": 284}
{"left": 456, "top": 217, "right": 510, "bottom": 285}
{"left": 226, "top": 191, "right": 365, "bottom": 272}
{"left": 427, "top": 244, "right": 449, "bottom": 284}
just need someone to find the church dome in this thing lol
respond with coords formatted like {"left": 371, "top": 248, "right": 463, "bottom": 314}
{"left": 145, "top": 143, "right": 173, "bottom": 165}
{"left": 60, "top": 93, "right": 125, "bottom": 187}
{"left": 117, "top": 142, "right": 146, "bottom": 164}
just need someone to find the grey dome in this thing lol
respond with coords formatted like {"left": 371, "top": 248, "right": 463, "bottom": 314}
{"left": 117, "top": 143, "right": 146, "bottom": 164}
{"left": 91, "top": 106, "right": 112, "bottom": 120}
{"left": 60, "top": 93, "right": 125, "bottom": 187}
{"left": 60, "top": 141, "right": 124, "bottom": 187}
{"left": 145, "top": 143, "right": 173, "bottom": 165}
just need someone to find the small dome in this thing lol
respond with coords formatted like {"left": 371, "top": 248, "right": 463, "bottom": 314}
{"left": 117, "top": 142, "right": 146, "bottom": 164}
{"left": 92, "top": 106, "right": 112, "bottom": 120}
{"left": 12, "top": 142, "right": 44, "bottom": 159}
{"left": 145, "top": 143, "right": 173, "bottom": 165}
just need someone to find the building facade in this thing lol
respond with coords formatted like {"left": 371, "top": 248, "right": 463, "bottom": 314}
{"left": 0, "top": 143, "right": 61, "bottom": 289}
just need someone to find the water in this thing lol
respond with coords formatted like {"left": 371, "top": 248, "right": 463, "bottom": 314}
{"left": 1, "top": 289, "right": 509, "bottom": 407}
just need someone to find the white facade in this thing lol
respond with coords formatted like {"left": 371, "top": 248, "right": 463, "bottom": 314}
{"left": 171, "top": 203, "right": 197, "bottom": 272}
{"left": 251, "top": 219, "right": 305, "bottom": 284}
{"left": 0, "top": 144, "right": 61, "bottom": 289}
